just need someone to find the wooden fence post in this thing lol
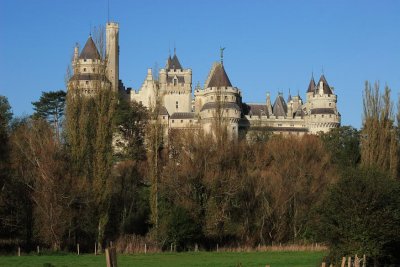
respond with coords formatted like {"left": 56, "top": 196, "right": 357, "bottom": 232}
{"left": 355, "top": 254, "right": 360, "bottom": 267}
{"left": 341, "top": 257, "right": 346, "bottom": 267}
{"left": 18, "top": 247, "right": 21, "bottom": 256}
{"left": 144, "top": 243, "right": 147, "bottom": 254}
{"left": 347, "top": 257, "right": 351, "bottom": 267}
{"left": 105, "top": 247, "right": 118, "bottom": 267}
{"left": 217, "top": 244, "right": 219, "bottom": 252}
{"left": 77, "top": 243, "right": 80, "bottom": 255}
{"left": 362, "top": 255, "right": 366, "bottom": 267}
{"left": 37, "top": 245, "right": 40, "bottom": 254}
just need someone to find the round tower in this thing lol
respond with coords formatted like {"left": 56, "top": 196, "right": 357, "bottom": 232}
{"left": 199, "top": 62, "right": 241, "bottom": 138}
{"left": 306, "top": 75, "right": 340, "bottom": 133}
{"left": 68, "top": 36, "right": 110, "bottom": 96}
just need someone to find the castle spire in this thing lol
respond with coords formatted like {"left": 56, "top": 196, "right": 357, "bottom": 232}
{"left": 307, "top": 74, "right": 316, "bottom": 93}
{"left": 287, "top": 88, "right": 292, "bottom": 102}
{"left": 220, "top": 47, "right": 226, "bottom": 65}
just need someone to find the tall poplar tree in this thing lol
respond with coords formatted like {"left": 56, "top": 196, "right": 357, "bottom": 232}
{"left": 361, "top": 81, "right": 398, "bottom": 178}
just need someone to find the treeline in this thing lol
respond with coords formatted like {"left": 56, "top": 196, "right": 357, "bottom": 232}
{"left": 0, "top": 81, "right": 400, "bottom": 265}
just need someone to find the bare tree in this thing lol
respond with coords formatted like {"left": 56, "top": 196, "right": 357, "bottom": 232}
{"left": 361, "top": 81, "right": 398, "bottom": 178}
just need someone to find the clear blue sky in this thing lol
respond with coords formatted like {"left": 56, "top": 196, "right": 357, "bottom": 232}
{"left": 1, "top": 0, "right": 399, "bottom": 128}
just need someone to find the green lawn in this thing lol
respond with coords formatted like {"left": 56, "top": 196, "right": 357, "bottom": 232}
{"left": 0, "top": 251, "right": 326, "bottom": 267}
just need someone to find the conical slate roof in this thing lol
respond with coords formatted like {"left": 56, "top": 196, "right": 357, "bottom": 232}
{"left": 307, "top": 76, "right": 316, "bottom": 93}
{"left": 207, "top": 63, "right": 232, "bottom": 88}
{"left": 79, "top": 36, "right": 100, "bottom": 60}
{"left": 318, "top": 75, "right": 333, "bottom": 94}
{"left": 166, "top": 54, "right": 182, "bottom": 70}
{"left": 272, "top": 94, "right": 288, "bottom": 117}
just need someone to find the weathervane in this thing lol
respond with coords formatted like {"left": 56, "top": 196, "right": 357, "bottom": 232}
{"left": 220, "top": 46, "right": 226, "bottom": 64}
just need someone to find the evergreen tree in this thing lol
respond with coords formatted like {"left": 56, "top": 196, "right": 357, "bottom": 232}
{"left": 313, "top": 167, "right": 400, "bottom": 265}
{"left": 32, "top": 90, "right": 66, "bottom": 141}
{"left": 0, "top": 96, "right": 14, "bottom": 243}
{"left": 320, "top": 126, "right": 360, "bottom": 169}
{"left": 0, "top": 95, "right": 12, "bottom": 179}
{"left": 114, "top": 94, "right": 148, "bottom": 160}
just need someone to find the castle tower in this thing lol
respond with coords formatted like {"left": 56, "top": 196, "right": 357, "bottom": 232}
{"left": 68, "top": 36, "right": 110, "bottom": 96}
{"left": 159, "top": 50, "right": 192, "bottom": 114}
{"left": 106, "top": 22, "right": 119, "bottom": 92}
{"left": 196, "top": 61, "right": 241, "bottom": 138}
{"left": 305, "top": 74, "right": 340, "bottom": 133}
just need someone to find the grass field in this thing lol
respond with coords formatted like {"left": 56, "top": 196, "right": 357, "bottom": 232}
{"left": 0, "top": 251, "right": 326, "bottom": 267}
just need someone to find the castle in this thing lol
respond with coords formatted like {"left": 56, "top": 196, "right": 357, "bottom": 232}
{"left": 68, "top": 22, "right": 341, "bottom": 138}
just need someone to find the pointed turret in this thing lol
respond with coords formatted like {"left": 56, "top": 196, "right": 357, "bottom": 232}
{"left": 166, "top": 52, "right": 182, "bottom": 70}
{"left": 266, "top": 92, "right": 273, "bottom": 116}
{"left": 79, "top": 36, "right": 100, "bottom": 60}
{"left": 307, "top": 76, "right": 316, "bottom": 93}
{"left": 318, "top": 75, "right": 333, "bottom": 94}
{"left": 287, "top": 89, "right": 292, "bottom": 102}
{"left": 206, "top": 63, "right": 232, "bottom": 88}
